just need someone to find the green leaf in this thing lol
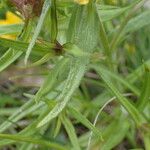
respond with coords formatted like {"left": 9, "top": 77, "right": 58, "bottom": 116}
{"left": 123, "top": 10, "right": 150, "bottom": 34}
{"left": 110, "top": 0, "right": 146, "bottom": 50}
{"left": 50, "top": 0, "right": 58, "bottom": 42}
{"left": 0, "top": 49, "right": 22, "bottom": 72}
{"left": 37, "top": 58, "right": 88, "bottom": 127}
{"left": 91, "top": 64, "right": 140, "bottom": 96}
{"left": 37, "top": 2, "right": 100, "bottom": 127}
{"left": 137, "top": 68, "right": 150, "bottom": 111}
{"left": 0, "top": 134, "right": 67, "bottom": 150}
{"left": 100, "top": 117, "right": 129, "bottom": 150}
{"left": 0, "top": 100, "right": 43, "bottom": 133}
{"left": 96, "top": 5, "right": 112, "bottom": 66}
{"left": 94, "top": 66, "right": 146, "bottom": 126}
{"left": 97, "top": 5, "right": 129, "bottom": 22}
{"left": 34, "top": 58, "right": 69, "bottom": 102}
{"left": 61, "top": 115, "right": 81, "bottom": 150}
{"left": 115, "top": 10, "right": 150, "bottom": 45}
{"left": 53, "top": 116, "right": 62, "bottom": 138}
{"left": 25, "top": 0, "right": 51, "bottom": 64}
{"left": 68, "top": 106, "right": 102, "bottom": 140}
{"left": 67, "top": 2, "right": 100, "bottom": 51}
{"left": 0, "top": 37, "right": 53, "bottom": 55}
{"left": 0, "top": 21, "right": 33, "bottom": 72}
{"left": 127, "top": 59, "right": 150, "bottom": 83}
{"left": 24, "top": 53, "right": 53, "bottom": 68}
{"left": 0, "top": 24, "right": 23, "bottom": 35}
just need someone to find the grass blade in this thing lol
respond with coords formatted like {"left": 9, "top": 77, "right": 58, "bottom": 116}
{"left": 0, "top": 134, "right": 67, "bottom": 150}
{"left": 61, "top": 115, "right": 81, "bottom": 150}
{"left": 68, "top": 106, "right": 102, "bottom": 140}
{"left": 94, "top": 67, "right": 146, "bottom": 126}
{"left": 24, "top": 0, "right": 51, "bottom": 64}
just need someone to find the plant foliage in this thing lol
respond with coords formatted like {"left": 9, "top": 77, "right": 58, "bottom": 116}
{"left": 0, "top": 0, "right": 150, "bottom": 149}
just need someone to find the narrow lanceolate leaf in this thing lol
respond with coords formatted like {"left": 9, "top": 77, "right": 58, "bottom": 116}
{"left": 0, "top": 37, "right": 53, "bottom": 55}
{"left": 24, "top": 53, "right": 53, "bottom": 68}
{"left": 97, "top": 4, "right": 129, "bottom": 22}
{"left": 37, "top": 2, "right": 101, "bottom": 127}
{"left": 0, "top": 21, "right": 33, "bottom": 72}
{"left": 0, "top": 49, "right": 22, "bottom": 72}
{"left": 123, "top": 10, "right": 150, "bottom": 35}
{"left": 34, "top": 58, "right": 69, "bottom": 102}
{"left": 91, "top": 65, "right": 140, "bottom": 96}
{"left": 127, "top": 59, "right": 150, "bottom": 83}
{"left": 100, "top": 117, "right": 129, "bottom": 150}
{"left": 0, "top": 100, "right": 43, "bottom": 133}
{"left": 37, "top": 57, "right": 88, "bottom": 127}
{"left": 0, "top": 134, "right": 67, "bottom": 150}
{"left": 53, "top": 117, "right": 62, "bottom": 138}
{"left": 25, "top": 0, "right": 51, "bottom": 64}
{"left": 50, "top": 0, "right": 58, "bottom": 42}
{"left": 94, "top": 67, "right": 146, "bottom": 126}
{"left": 61, "top": 115, "right": 81, "bottom": 150}
{"left": 96, "top": 4, "right": 112, "bottom": 66}
{"left": 110, "top": 0, "right": 146, "bottom": 50}
{"left": 0, "top": 24, "right": 23, "bottom": 35}
{"left": 115, "top": 10, "right": 150, "bottom": 45}
{"left": 137, "top": 67, "right": 150, "bottom": 111}
{"left": 68, "top": 107, "right": 102, "bottom": 140}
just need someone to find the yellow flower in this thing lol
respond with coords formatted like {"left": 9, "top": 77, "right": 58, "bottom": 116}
{"left": 0, "top": 11, "right": 22, "bottom": 39}
{"left": 74, "top": 0, "right": 89, "bottom": 5}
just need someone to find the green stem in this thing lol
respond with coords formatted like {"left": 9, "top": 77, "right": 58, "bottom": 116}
{"left": 96, "top": 6, "right": 112, "bottom": 68}
{"left": 50, "top": 0, "right": 58, "bottom": 42}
